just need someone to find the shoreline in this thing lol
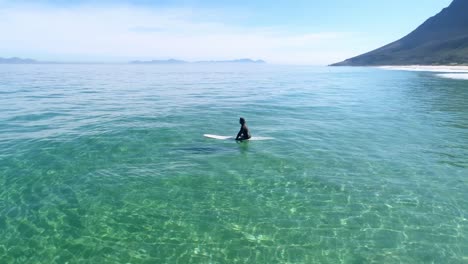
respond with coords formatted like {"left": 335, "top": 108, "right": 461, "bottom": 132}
{"left": 378, "top": 65, "right": 468, "bottom": 80}
{"left": 378, "top": 65, "right": 468, "bottom": 73}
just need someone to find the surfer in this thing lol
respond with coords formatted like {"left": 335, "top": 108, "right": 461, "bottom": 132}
{"left": 236, "top": 117, "right": 251, "bottom": 141}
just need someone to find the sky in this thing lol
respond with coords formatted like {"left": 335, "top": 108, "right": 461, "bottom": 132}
{"left": 0, "top": 0, "right": 453, "bottom": 65}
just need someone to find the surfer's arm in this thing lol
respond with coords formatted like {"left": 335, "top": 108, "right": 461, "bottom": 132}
{"left": 235, "top": 129, "right": 242, "bottom": 140}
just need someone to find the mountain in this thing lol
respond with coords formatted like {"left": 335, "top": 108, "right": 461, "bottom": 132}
{"left": 331, "top": 0, "right": 468, "bottom": 66}
{"left": 130, "top": 59, "right": 187, "bottom": 64}
{"left": 195, "top": 59, "right": 266, "bottom": 64}
{"left": 0, "top": 57, "right": 37, "bottom": 64}
{"left": 130, "top": 58, "right": 266, "bottom": 64}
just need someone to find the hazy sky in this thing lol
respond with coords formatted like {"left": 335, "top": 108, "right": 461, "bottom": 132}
{"left": 0, "top": 0, "right": 452, "bottom": 64}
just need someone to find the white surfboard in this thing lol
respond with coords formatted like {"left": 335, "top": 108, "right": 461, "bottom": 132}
{"left": 203, "top": 134, "right": 273, "bottom": 141}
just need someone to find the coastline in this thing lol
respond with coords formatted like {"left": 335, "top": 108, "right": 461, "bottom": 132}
{"left": 378, "top": 65, "right": 468, "bottom": 72}
{"left": 378, "top": 65, "right": 468, "bottom": 80}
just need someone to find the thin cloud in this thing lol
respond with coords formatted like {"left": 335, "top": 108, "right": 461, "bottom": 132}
{"left": 0, "top": 4, "right": 359, "bottom": 64}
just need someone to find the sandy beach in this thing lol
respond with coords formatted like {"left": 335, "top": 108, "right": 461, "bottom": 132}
{"left": 379, "top": 65, "right": 468, "bottom": 72}
{"left": 379, "top": 65, "right": 468, "bottom": 80}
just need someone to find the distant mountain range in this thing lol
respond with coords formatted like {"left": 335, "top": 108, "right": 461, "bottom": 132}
{"left": 0, "top": 57, "right": 266, "bottom": 65}
{"left": 130, "top": 59, "right": 187, "bottom": 64}
{"left": 0, "top": 57, "right": 37, "bottom": 64}
{"left": 196, "top": 59, "right": 266, "bottom": 64}
{"left": 331, "top": 0, "right": 468, "bottom": 66}
{"left": 130, "top": 58, "right": 266, "bottom": 64}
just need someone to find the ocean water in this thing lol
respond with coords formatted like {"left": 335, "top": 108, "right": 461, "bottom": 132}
{"left": 0, "top": 64, "right": 467, "bottom": 263}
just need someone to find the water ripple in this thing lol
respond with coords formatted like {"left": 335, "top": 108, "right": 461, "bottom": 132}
{"left": 0, "top": 64, "right": 467, "bottom": 263}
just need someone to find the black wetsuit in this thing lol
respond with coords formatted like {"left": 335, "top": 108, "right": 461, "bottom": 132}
{"left": 236, "top": 124, "right": 251, "bottom": 140}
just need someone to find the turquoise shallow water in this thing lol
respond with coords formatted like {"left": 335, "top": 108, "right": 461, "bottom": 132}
{"left": 0, "top": 64, "right": 467, "bottom": 263}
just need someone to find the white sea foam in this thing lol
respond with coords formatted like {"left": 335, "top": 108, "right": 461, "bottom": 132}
{"left": 378, "top": 65, "right": 468, "bottom": 80}
{"left": 436, "top": 73, "right": 468, "bottom": 80}
{"left": 379, "top": 65, "right": 468, "bottom": 73}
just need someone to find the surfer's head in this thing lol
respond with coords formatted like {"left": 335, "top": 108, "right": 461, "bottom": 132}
{"left": 239, "top": 117, "right": 246, "bottom": 125}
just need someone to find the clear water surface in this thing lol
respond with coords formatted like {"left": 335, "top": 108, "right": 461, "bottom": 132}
{"left": 0, "top": 64, "right": 467, "bottom": 263}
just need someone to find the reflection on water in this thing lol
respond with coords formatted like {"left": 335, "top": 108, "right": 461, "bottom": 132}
{"left": 236, "top": 140, "right": 250, "bottom": 155}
